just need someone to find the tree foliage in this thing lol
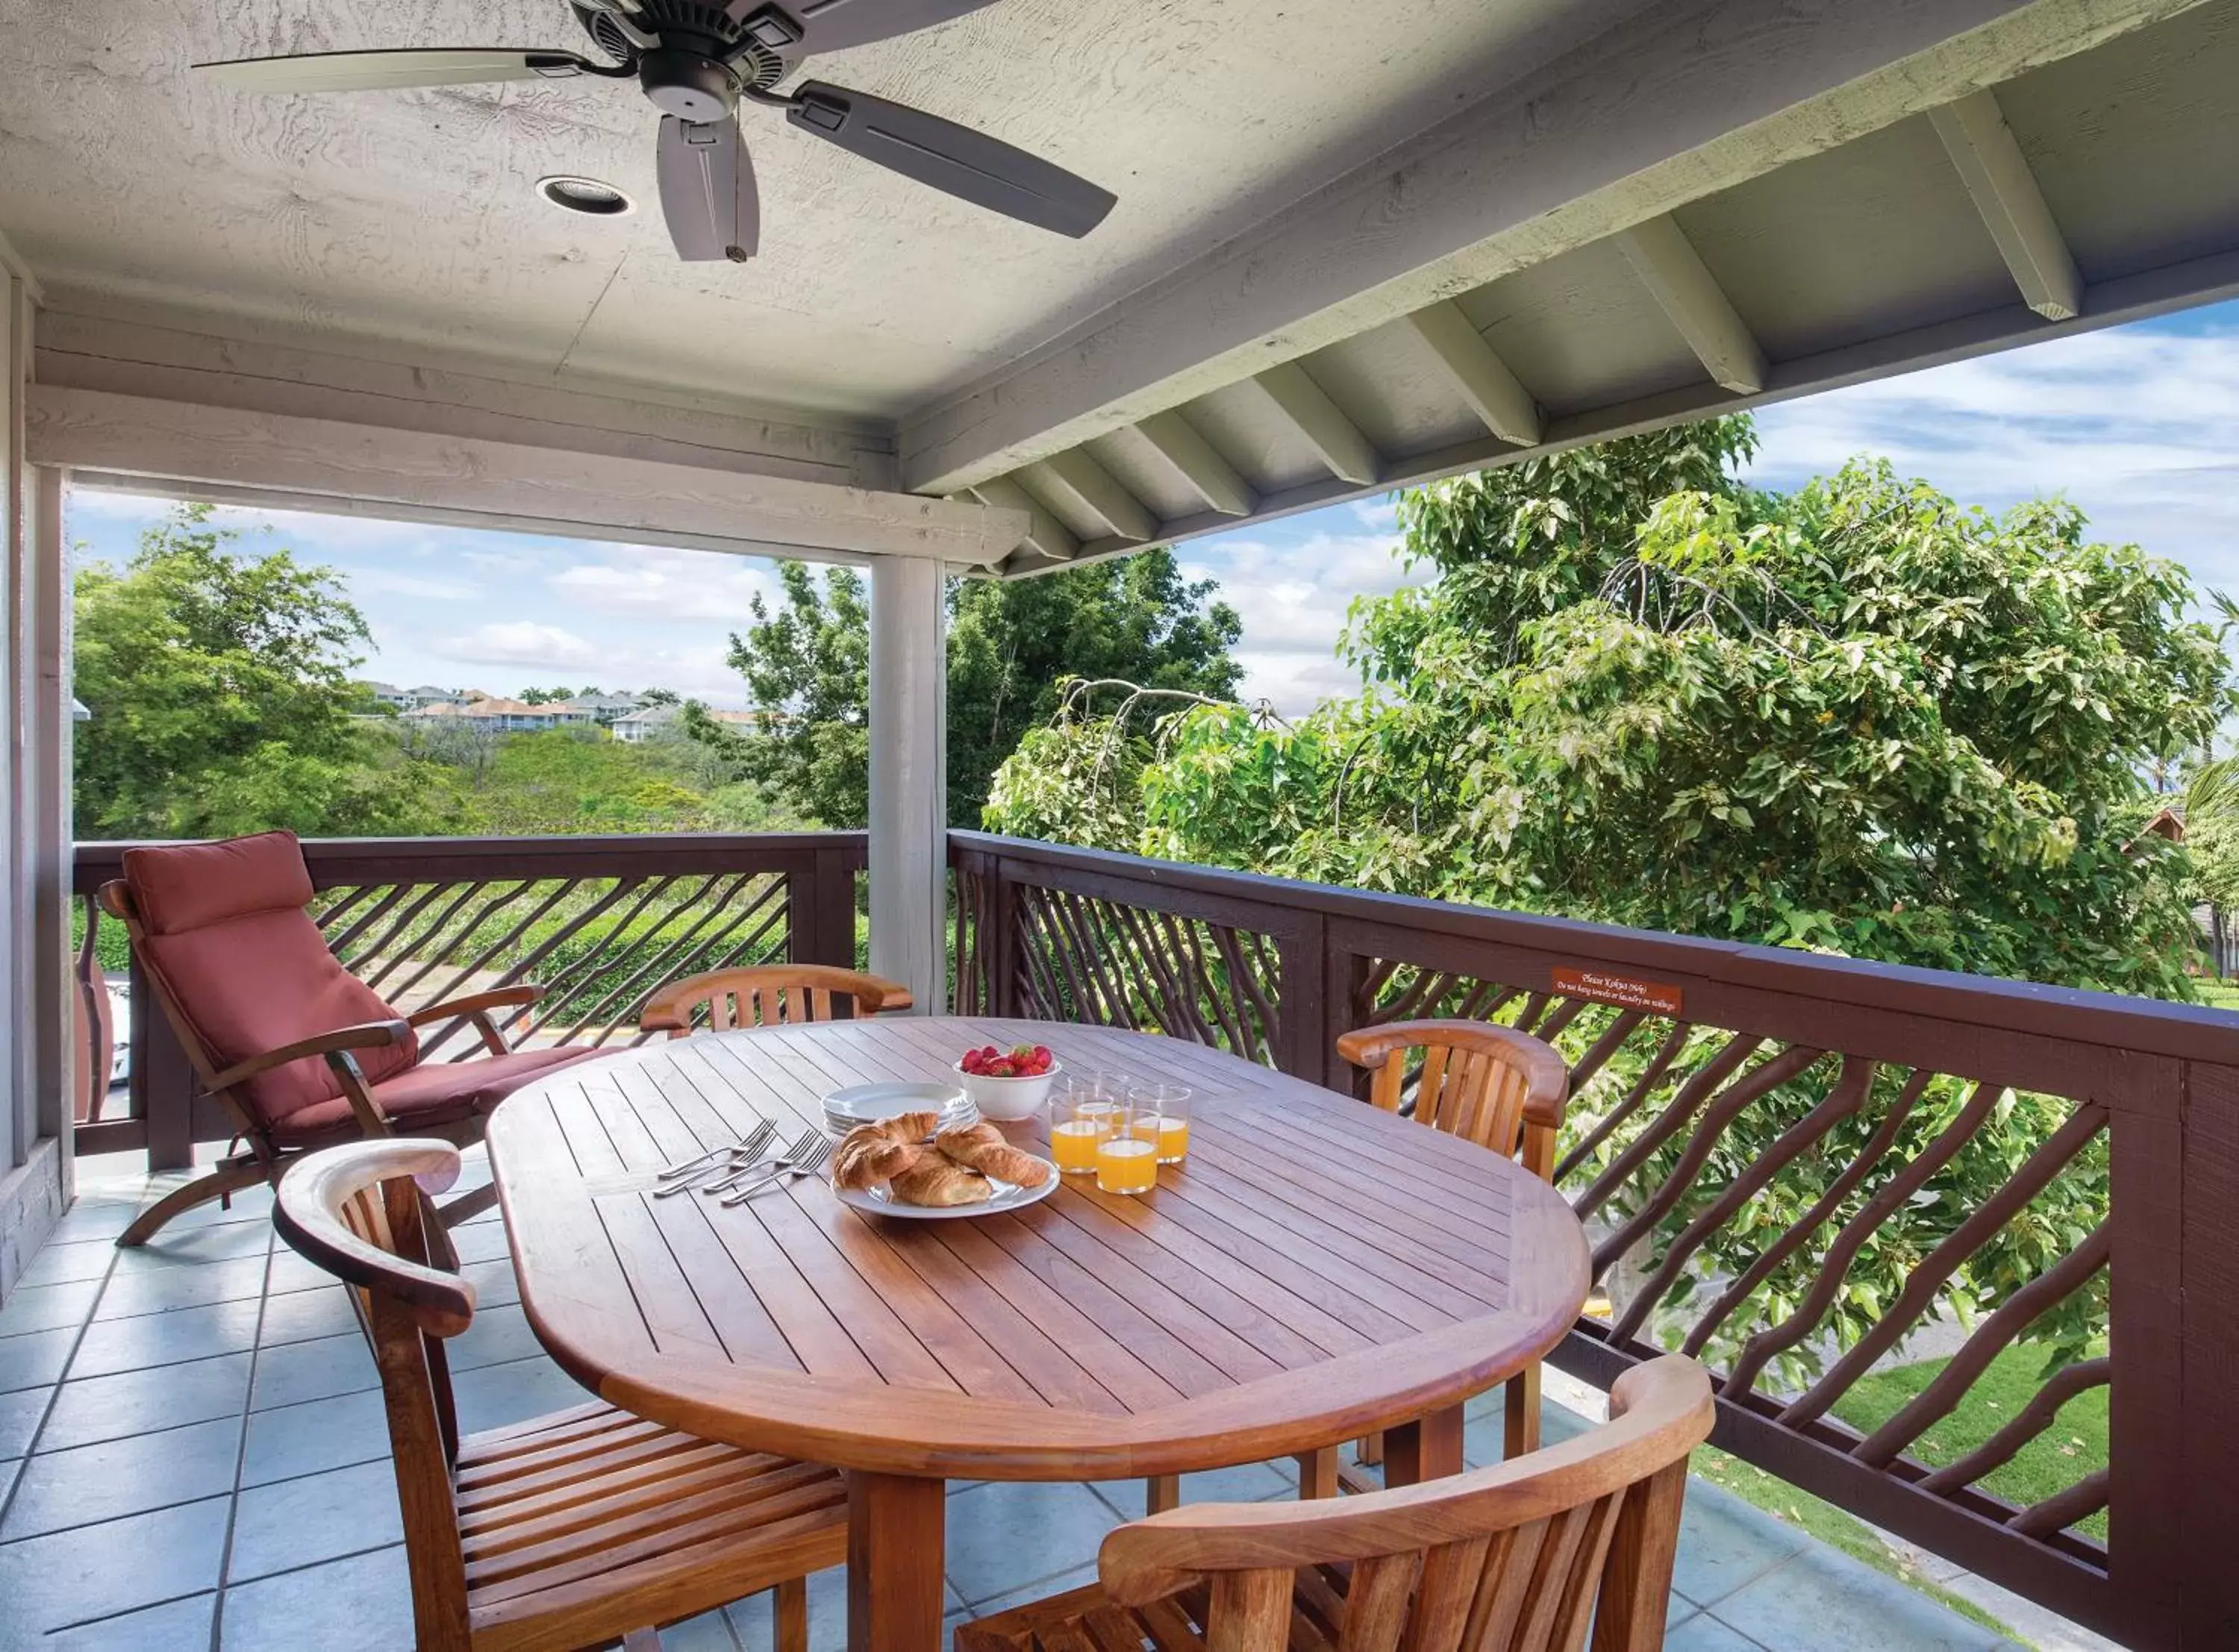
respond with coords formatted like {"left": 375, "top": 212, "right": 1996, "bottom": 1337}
{"left": 696, "top": 550, "right": 1242, "bottom": 827}
{"left": 73, "top": 504, "right": 466, "bottom": 839}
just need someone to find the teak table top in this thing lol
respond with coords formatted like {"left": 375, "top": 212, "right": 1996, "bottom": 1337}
{"left": 486, "top": 1017, "right": 1590, "bottom": 1483}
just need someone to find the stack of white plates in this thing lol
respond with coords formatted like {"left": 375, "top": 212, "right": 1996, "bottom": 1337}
{"left": 822, "top": 1079, "right": 976, "bottom": 1138}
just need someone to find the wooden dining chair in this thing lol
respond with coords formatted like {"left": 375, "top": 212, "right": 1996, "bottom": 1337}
{"left": 963, "top": 1355, "right": 1711, "bottom": 1652}
{"left": 273, "top": 1138, "right": 847, "bottom": 1652}
{"left": 104, "top": 830, "right": 600, "bottom": 1247}
{"left": 639, "top": 963, "right": 912, "bottom": 1037}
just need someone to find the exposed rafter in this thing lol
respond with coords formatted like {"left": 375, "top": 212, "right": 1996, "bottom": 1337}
{"left": 1031, "top": 448, "right": 1160, "bottom": 542}
{"left": 1252, "top": 362, "right": 1381, "bottom": 486}
{"left": 1403, "top": 301, "right": 1543, "bottom": 446}
{"left": 1614, "top": 213, "right": 1768, "bottom": 395}
{"left": 1929, "top": 90, "right": 2082, "bottom": 322}
{"left": 1134, "top": 410, "right": 1258, "bottom": 516}
{"left": 967, "top": 475, "right": 1080, "bottom": 563}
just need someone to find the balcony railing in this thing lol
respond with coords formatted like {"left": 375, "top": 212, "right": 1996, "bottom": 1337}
{"left": 950, "top": 828, "right": 2239, "bottom": 1651}
{"left": 63, "top": 826, "right": 2239, "bottom": 1647}
{"left": 71, "top": 832, "right": 866, "bottom": 1166}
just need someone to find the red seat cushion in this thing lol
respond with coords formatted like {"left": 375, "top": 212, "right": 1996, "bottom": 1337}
{"left": 269, "top": 1046, "right": 599, "bottom": 1146}
{"left": 122, "top": 832, "right": 418, "bottom": 1131}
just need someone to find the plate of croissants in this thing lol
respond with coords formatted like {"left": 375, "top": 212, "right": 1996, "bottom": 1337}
{"left": 829, "top": 1111, "right": 1058, "bottom": 1218}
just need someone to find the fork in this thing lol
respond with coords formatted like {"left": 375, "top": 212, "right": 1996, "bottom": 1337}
{"left": 652, "top": 1120, "right": 777, "bottom": 1196}
{"left": 720, "top": 1135, "right": 836, "bottom": 1204}
{"left": 698, "top": 1127, "right": 824, "bottom": 1198}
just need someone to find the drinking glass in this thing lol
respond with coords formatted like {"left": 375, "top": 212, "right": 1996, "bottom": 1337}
{"left": 1128, "top": 1082, "right": 1192, "bottom": 1164}
{"left": 1094, "top": 1098, "right": 1159, "bottom": 1194}
{"left": 1049, "top": 1080, "right": 1117, "bottom": 1176}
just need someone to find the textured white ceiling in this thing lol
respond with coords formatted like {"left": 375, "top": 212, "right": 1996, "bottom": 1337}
{"left": 0, "top": 0, "right": 1658, "bottom": 419}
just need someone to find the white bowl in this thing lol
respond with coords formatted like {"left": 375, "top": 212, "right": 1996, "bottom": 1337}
{"left": 951, "top": 1057, "right": 1062, "bottom": 1121}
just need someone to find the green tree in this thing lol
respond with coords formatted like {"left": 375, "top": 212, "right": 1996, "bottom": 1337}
{"left": 692, "top": 551, "right": 1242, "bottom": 827}
{"left": 73, "top": 504, "right": 465, "bottom": 839}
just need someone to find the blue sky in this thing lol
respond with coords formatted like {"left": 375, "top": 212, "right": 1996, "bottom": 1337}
{"left": 66, "top": 298, "right": 2239, "bottom": 717}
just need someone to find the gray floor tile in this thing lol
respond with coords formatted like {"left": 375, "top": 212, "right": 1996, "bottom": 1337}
{"left": 1671, "top": 1480, "right": 1812, "bottom": 1609}
{"left": 461, "top": 1257, "right": 520, "bottom": 1307}
{"left": 1, "top": 1415, "right": 243, "bottom": 1540}
{"left": 958, "top": 1559, "right": 1098, "bottom": 1619}
{"left": 40, "top": 1353, "right": 252, "bottom": 1452}
{"left": 160, "top": 1184, "right": 275, "bottom": 1230}
{"left": 449, "top": 1218, "right": 513, "bottom": 1264}
{"left": 43, "top": 1590, "right": 219, "bottom": 1651}
{"left": 95, "top": 1257, "right": 269, "bottom": 1321}
{"left": 1711, "top": 1548, "right": 2006, "bottom": 1652}
{"left": 263, "top": 1247, "right": 338, "bottom": 1295}
{"left": 221, "top": 1542, "right": 413, "bottom": 1651}
{"left": 1666, "top": 1613, "right": 1770, "bottom": 1651}
{"left": 69, "top": 1297, "right": 262, "bottom": 1379}
{"left": 112, "top": 1218, "right": 272, "bottom": 1271}
{"left": 226, "top": 1458, "right": 404, "bottom": 1583}
{"left": 1093, "top": 1457, "right": 1290, "bottom": 1518}
{"left": 254, "top": 1283, "right": 358, "bottom": 1347}
{"left": 18, "top": 1239, "right": 115, "bottom": 1289}
{"left": 0, "top": 1278, "right": 102, "bottom": 1340}
{"left": 0, "top": 1327, "right": 77, "bottom": 1395}
{"left": 0, "top": 1385, "right": 49, "bottom": 1458}
{"left": 944, "top": 1480, "right": 1125, "bottom": 1606}
{"left": 449, "top": 1303, "right": 543, "bottom": 1371}
{"left": 240, "top": 1388, "right": 394, "bottom": 1488}
{"left": 44, "top": 1200, "right": 144, "bottom": 1245}
{"left": 248, "top": 1331, "right": 376, "bottom": 1411}
{"left": 0, "top": 1495, "right": 230, "bottom": 1634}
{"left": 728, "top": 1563, "right": 850, "bottom": 1652}
{"left": 452, "top": 1354, "right": 591, "bottom": 1434}
{"left": 663, "top": 1604, "right": 749, "bottom": 1651}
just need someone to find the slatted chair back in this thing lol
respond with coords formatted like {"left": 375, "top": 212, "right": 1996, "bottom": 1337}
{"left": 1337, "top": 1019, "right": 1569, "bottom": 1180}
{"left": 1096, "top": 1357, "right": 1713, "bottom": 1652}
{"left": 640, "top": 963, "right": 913, "bottom": 1039}
{"left": 275, "top": 1139, "right": 479, "bottom": 1648}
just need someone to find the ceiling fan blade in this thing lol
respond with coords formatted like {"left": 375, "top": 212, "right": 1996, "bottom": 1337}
{"left": 728, "top": 0, "right": 1002, "bottom": 57}
{"left": 196, "top": 49, "right": 595, "bottom": 95}
{"left": 785, "top": 81, "right": 1114, "bottom": 237}
{"left": 658, "top": 115, "right": 761, "bottom": 262}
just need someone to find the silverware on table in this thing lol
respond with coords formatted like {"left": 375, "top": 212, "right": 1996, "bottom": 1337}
{"left": 720, "top": 1135, "right": 837, "bottom": 1204}
{"left": 652, "top": 1119, "right": 778, "bottom": 1196}
{"left": 699, "top": 1126, "right": 824, "bottom": 1198}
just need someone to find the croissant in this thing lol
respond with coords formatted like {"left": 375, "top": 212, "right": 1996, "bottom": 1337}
{"left": 935, "top": 1122, "right": 1052, "bottom": 1189}
{"left": 831, "top": 1111, "right": 944, "bottom": 1191}
{"left": 890, "top": 1154, "right": 993, "bottom": 1207}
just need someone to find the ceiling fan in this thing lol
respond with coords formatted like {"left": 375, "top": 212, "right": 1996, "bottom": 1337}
{"left": 194, "top": 0, "right": 1117, "bottom": 263}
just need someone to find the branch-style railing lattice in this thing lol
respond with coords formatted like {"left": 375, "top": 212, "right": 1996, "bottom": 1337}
{"left": 73, "top": 833, "right": 864, "bottom": 1165}
{"left": 952, "top": 829, "right": 2239, "bottom": 1651}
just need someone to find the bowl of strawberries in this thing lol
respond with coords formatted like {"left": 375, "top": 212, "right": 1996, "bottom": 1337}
{"left": 952, "top": 1041, "right": 1061, "bottom": 1120}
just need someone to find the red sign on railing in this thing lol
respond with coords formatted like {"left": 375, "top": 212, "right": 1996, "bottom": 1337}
{"left": 1552, "top": 965, "right": 1684, "bottom": 1016}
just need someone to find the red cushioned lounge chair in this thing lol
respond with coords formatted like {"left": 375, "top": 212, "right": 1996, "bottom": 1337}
{"left": 101, "top": 830, "right": 598, "bottom": 1247}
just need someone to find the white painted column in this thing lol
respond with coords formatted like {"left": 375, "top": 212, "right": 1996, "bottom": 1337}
{"left": 866, "top": 555, "right": 948, "bottom": 1014}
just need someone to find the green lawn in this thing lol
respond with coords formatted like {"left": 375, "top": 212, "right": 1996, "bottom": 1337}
{"left": 1689, "top": 1340, "right": 2108, "bottom": 1646}
{"left": 2195, "top": 976, "right": 2239, "bottom": 1012}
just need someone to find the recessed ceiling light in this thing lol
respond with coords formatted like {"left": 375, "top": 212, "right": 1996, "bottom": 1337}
{"left": 537, "top": 175, "right": 634, "bottom": 216}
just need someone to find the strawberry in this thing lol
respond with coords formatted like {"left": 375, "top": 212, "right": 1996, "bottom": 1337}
{"left": 988, "top": 1059, "right": 1017, "bottom": 1078}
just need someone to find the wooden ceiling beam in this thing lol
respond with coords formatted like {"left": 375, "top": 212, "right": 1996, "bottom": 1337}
{"left": 1030, "top": 448, "right": 1160, "bottom": 542}
{"left": 1252, "top": 363, "right": 1381, "bottom": 486}
{"left": 1614, "top": 213, "right": 1768, "bottom": 395}
{"left": 1133, "top": 410, "right": 1258, "bottom": 517}
{"left": 1403, "top": 301, "right": 1543, "bottom": 446}
{"left": 967, "top": 475, "right": 1080, "bottom": 563}
{"left": 1929, "top": 90, "right": 2082, "bottom": 322}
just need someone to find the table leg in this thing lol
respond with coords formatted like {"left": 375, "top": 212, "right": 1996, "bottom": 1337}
{"left": 1382, "top": 1404, "right": 1465, "bottom": 1486}
{"left": 848, "top": 1471, "right": 946, "bottom": 1652}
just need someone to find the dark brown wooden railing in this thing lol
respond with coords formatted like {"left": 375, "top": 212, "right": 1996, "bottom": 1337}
{"left": 72, "top": 833, "right": 865, "bottom": 1167}
{"left": 951, "top": 829, "right": 2239, "bottom": 1651}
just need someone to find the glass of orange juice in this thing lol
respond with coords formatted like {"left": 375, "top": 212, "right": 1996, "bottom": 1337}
{"left": 1094, "top": 1099, "right": 1159, "bottom": 1195}
{"left": 1049, "top": 1081, "right": 1117, "bottom": 1176}
{"left": 1128, "top": 1083, "right": 1191, "bottom": 1164}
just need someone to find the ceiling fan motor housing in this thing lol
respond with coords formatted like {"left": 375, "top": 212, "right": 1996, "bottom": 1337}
{"left": 639, "top": 49, "right": 737, "bottom": 119}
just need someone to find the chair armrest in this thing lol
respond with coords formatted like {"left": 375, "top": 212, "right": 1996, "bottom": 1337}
{"left": 405, "top": 985, "right": 544, "bottom": 1027}
{"left": 206, "top": 1019, "right": 411, "bottom": 1092}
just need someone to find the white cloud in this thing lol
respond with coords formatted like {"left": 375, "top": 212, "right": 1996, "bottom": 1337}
{"left": 1185, "top": 527, "right": 1419, "bottom": 715}
{"left": 436, "top": 621, "right": 601, "bottom": 670}
{"left": 546, "top": 549, "right": 781, "bottom": 624}
{"left": 352, "top": 569, "right": 484, "bottom": 602}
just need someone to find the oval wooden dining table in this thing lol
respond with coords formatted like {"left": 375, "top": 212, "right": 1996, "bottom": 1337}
{"left": 484, "top": 1016, "right": 1590, "bottom": 1652}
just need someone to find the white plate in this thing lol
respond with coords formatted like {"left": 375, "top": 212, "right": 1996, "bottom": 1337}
{"left": 822, "top": 1079, "right": 975, "bottom": 1136}
{"left": 834, "top": 1157, "right": 1061, "bottom": 1221}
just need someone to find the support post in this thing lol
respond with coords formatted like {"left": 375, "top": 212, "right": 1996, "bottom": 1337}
{"left": 867, "top": 556, "right": 947, "bottom": 1014}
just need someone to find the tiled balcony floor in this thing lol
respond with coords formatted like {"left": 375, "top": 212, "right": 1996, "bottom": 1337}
{"left": 3, "top": 1157, "right": 2048, "bottom": 1651}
